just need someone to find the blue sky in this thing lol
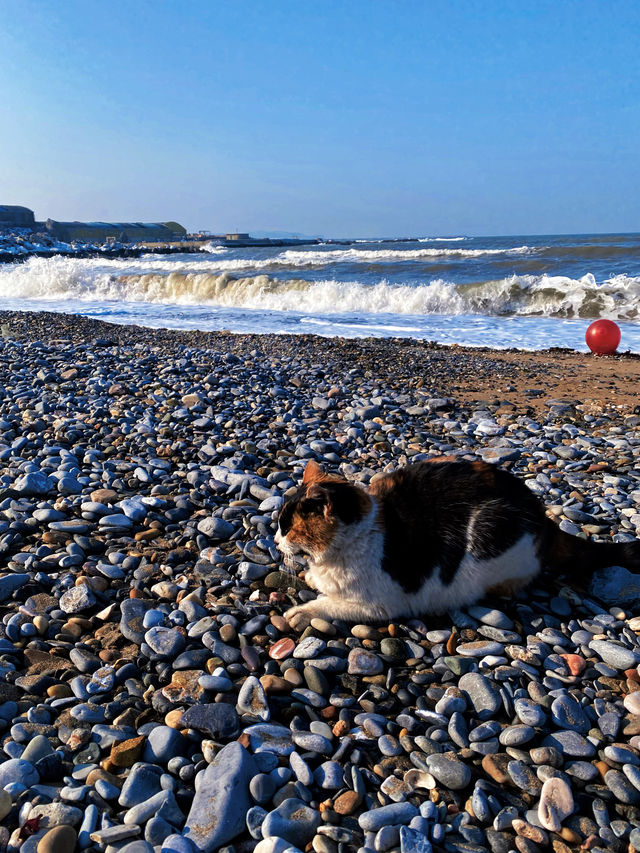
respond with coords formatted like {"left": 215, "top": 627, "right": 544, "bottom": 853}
{"left": 1, "top": 1, "right": 639, "bottom": 237}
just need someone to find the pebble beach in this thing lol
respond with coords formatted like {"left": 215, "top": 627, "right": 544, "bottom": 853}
{"left": 1, "top": 310, "right": 640, "bottom": 853}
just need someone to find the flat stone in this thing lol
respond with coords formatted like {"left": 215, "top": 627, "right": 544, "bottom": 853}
{"left": 261, "top": 797, "right": 321, "bottom": 848}
{"left": 183, "top": 741, "right": 257, "bottom": 852}
{"left": 458, "top": 673, "right": 501, "bottom": 720}
{"left": 589, "top": 566, "right": 640, "bottom": 606}
{"left": 180, "top": 703, "right": 239, "bottom": 739}
{"left": 589, "top": 638, "right": 640, "bottom": 670}
{"left": 347, "top": 648, "right": 383, "bottom": 675}
{"left": 538, "top": 777, "right": 574, "bottom": 832}
{"left": 59, "top": 586, "right": 96, "bottom": 614}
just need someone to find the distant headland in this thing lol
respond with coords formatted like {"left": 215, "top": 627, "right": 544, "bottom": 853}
{"left": 0, "top": 205, "right": 321, "bottom": 262}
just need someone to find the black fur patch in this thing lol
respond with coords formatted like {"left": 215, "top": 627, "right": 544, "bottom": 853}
{"left": 371, "top": 461, "right": 548, "bottom": 593}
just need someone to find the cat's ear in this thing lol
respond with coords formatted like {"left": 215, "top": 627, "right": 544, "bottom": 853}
{"left": 303, "top": 460, "right": 326, "bottom": 485}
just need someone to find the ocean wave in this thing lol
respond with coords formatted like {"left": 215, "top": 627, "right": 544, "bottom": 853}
{"left": 180, "top": 244, "right": 535, "bottom": 268}
{"left": 418, "top": 236, "right": 467, "bottom": 242}
{"left": 198, "top": 243, "right": 229, "bottom": 253}
{"left": 2, "top": 256, "right": 640, "bottom": 320}
{"left": 274, "top": 246, "right": 533, "bottom": 265}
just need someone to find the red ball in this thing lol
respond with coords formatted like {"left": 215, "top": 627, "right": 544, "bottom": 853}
{"left": 585, "top": 319, "right": 621, "bottom": 355}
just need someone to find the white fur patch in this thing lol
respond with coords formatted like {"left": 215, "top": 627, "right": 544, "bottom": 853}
{"left": 281, "top": 502, "right": 541, "bottom": 626}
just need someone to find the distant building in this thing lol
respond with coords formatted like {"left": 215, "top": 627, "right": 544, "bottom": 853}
{"left": 0, "top": 206, "right": 36, "bottom": 228}
{"left": 44, "top": 220, "right": 187, "bottom": 243}
{"left": 225, "top": 233, "right": 251, "bottom": 241}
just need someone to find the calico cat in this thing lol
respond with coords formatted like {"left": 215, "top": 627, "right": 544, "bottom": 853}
{"left": 275, "top": 458, "right": 640, "bottom": 629}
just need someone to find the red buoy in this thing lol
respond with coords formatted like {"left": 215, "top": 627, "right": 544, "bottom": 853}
{"left": 585, "top": 319, "right": 621, "bottom": 355}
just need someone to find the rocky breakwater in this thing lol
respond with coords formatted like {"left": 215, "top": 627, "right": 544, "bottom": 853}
{"left": 0, "top": 318, "right": 637, "bottom": 853}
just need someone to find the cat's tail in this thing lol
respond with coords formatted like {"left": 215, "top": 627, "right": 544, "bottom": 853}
{"left": 545, "top": 521, "right": 640, "bottom": 578}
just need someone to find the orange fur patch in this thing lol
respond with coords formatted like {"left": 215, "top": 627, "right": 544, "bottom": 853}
{"left": 286, "top": 509, "right": 337, "bottom": 552}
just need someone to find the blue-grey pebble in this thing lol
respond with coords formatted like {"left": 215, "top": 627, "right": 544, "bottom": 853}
{"left": 458, "top": 673, "right": 501, "bottom": 720}
{"left": 289, "top": 752, "right": 313, "bottom": 787}
{"left": 605, "top": 769, "right": 640, "bottom": 805}
{"left": 124, "top": 789, "right": 184, "bottom": 827}
{"left": 400, "top": 825, "right": 433, "bottom": 853}
{"left": 514, "top": 698, "right": 547, "bottom": 728}
{"left": 119, "top": 763, "right": 163, "bottom": 807}
{"left": 499, "top": 725, "right": 535, "bottom": 746}
{"left": 161, "top": 835, "right": 197, "bottom": 853}
{"left": 542, "top": 731, "right": 596, "bottom": 758}
{"left": 250, "top": 773, "right": 276, "bottom": 805}
{"left": 183, "top": 742, "right": 257, "bottom": 852}
{"left": 246, "top": 806, "right": 268, "bottom": 840}
{"left": 359, "top": 802, "right": 419, "bottom": 832}
{"left": 291, "top": 731, "right": 332, "bottom": 755}
{"left": 261, "top": 797, "right": 321, "bottom": 847}
{"left": 426, "top": 754, "right": 471, "bottom": 790}
{"left": 145, "top": 816, "right": 175, "bottom": 847}
{"left": 143, "top": 727, "right": 187, "bottom": 764}
{"left": 589, "top": 639, "right": 640, "bottom": 670}
{"left": 313, "top": 761, "right": 343, "bottom": 790}
{"left": 551, "top": 694, "right": 590, "bottom": 733}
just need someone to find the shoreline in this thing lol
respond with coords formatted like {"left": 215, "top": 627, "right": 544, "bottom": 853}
{"left": 2, "top": 308, "right": 640, "bottom": 416}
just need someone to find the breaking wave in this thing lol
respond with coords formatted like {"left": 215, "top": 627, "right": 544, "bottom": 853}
{"left": 151, "top": 245, "right": 534, "bottom": 270}
{"left": 2, "top": 256, "right": 640, "bottom": 320}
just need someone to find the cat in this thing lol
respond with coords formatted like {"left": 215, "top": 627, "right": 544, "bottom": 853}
{"left": 275, "top": 458, "right": 640, "bottom": 629}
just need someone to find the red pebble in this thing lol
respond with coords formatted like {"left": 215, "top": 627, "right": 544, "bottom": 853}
{"left": 560, "top": 653, "right": 586, "bottom": 676}
{"left": 268, "top": 637, "right": 295, "bottom": 660}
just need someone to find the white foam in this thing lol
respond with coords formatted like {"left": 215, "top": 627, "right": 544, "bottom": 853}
{"left": 418, "top": 236, "right": 467, "bottom": 242}
{"left": 2, "top": 256, "right": 640, "bottom": 321}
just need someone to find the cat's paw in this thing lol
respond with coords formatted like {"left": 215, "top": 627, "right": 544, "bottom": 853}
{"left": 285, "top": 604, "right": 315, "bottom": 631}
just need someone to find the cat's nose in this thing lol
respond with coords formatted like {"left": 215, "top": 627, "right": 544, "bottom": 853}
{"left": 274, "top": 530, "right": 282, "bottom": 546}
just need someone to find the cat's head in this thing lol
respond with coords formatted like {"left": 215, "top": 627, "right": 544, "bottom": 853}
{"left": 275, "top": 461, "right": 372, "bottom": 562}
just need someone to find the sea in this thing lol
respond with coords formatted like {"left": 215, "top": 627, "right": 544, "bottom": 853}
{"left": 1, "top": 232, "right": 640, "bottom": 352}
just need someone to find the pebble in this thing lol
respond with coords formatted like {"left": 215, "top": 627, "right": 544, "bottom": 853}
{"left": 348, "top": 648, "right": 384, "bottom": 675}
{"left": 261, "top": 798, "right": 321, "bottom": 848}
{"left": 426, "top": 753, "right": 471, "bottom": 789}
{"left": 458, "top": 672, "right": 501, "bottom": 719}
{"left": 36, "top": 826, "right": 77, "bottom": 853}
{"left": 183, "top": 741, "right": 256, "bottom": 850}
{"left": 589, "top": 639, "right": 640, "bottom": 670}
{"left": 538, "top": 777, "right": 574, "bottom": 831}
